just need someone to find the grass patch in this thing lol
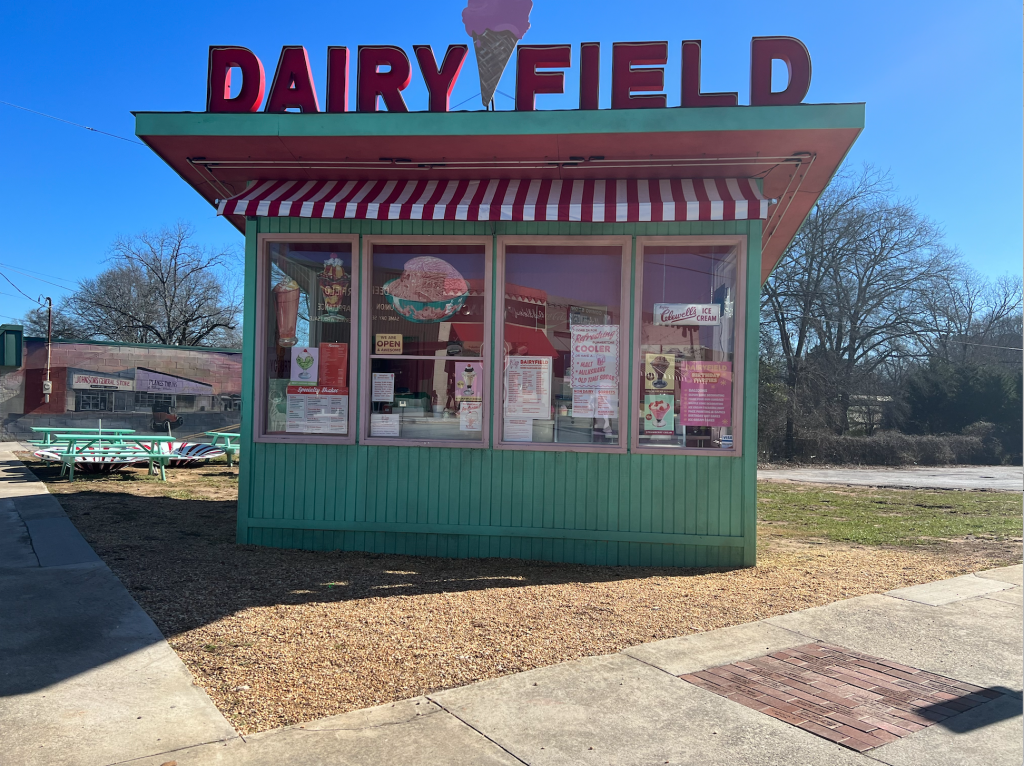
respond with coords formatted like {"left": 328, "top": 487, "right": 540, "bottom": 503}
{"left": 758, "top": 482, "right": 1023, "bottom": 547}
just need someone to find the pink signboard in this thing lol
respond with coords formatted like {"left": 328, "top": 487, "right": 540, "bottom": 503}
{"left": 678, "top": 361, "right": 732, "bottom": 427}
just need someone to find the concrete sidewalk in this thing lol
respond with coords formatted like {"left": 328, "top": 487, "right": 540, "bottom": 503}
{"left": 758, "top": 465, "right": 1024, "bottom": 492}
{"left": 2, "top": 445, "right": 1021, "bottom": 766}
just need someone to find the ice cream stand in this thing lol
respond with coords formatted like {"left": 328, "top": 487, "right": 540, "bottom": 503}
{"left": 135, "top": 11, "right": 862, "bottom": 567}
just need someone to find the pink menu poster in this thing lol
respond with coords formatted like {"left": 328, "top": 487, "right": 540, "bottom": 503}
{"left": 678, "top": 361, "right": 732, "bottom": 427}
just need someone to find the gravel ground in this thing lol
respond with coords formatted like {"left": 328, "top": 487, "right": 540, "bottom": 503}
{"left": 23, "top": 459, "right": 1020, "bottom": 735}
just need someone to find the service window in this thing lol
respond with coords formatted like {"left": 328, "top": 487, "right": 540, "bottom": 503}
{"left": 364, "top": 241, "right": 489, "bottom": 444}
{"left": 498, "top": 240, "right": 630, "bottom": 449}
{"left": 261, "top": 240, "right": 355, "bottom": 440}
{"left": 635, "top": 240, "right": 743, "bottom": 453}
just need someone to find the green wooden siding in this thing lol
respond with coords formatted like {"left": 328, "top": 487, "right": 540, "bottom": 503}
{"left": 237, "top": 217, "right": 762, "bottom": 567}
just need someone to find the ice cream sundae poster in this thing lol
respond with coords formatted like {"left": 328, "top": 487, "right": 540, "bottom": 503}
{"left": 456, "top": 362, "right": 483, "bottom": 402}
{"left": 644, "top": 395, "right": 675, "bottom": 432}
{"left": 463, "top": 0, "right": 533, "bottom": 107}
{"left": 289, "top": 346, "right": 319, "bottom": 384}
{"left": 645, "top": 353, "right": 676, "bottom": 391}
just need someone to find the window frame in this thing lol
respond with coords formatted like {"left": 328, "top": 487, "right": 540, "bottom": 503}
{"left": 631, "top": 235, "right": 747, "bottom": 457}
{"left": 254, "top": 233, "right": 361, "bottom": 445}
{"left": 495, "top": 235, "right": 633, "bottom": 453}
{"left": 360, "top": 235, "right": 494, "bottom": 449}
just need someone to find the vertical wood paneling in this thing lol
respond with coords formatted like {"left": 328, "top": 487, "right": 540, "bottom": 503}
{"left": 248, "top": 216, "right": 758, "bottom": 566}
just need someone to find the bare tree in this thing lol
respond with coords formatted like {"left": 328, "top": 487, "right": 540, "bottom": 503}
{"left": 761, "top": 166, "right": 949, "bottom": 448}
{"left": 20, "top": 302, "right": 88, "bottom": 340}
{"left": 63, "top": 222, "right": 242, "bottom": 347}
{"left": 921, "top": 266, "right": 1023, "bottom": 367}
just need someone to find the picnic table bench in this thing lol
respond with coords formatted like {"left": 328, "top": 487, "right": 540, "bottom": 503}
{"left": 30, "top": 426, "right": 136, "bottom": 445}
{"left": 55, "top": 435, "right": 178, "bottom": 482}
{"left": 204, "top": 432, "right": 241, "bottom": 467}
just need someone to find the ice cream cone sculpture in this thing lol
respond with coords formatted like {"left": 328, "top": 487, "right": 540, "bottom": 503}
{"left": 462, "top": 0, "right": 533, "bottom": 107}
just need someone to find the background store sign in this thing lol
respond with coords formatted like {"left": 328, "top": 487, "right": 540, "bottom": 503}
{"left": 71, "top": 374, "right": 134, "bottom": 391}
{"left": 206, "top": 38, "right": 812, "bottom": 114}
{"left": 505, "top": 299, "right": 545, "bottom": 328}
{"left": 653, "top": 303, "right": 721, "bottom": 326}
{"left": 135, "top": 368, "right": 213, "bottom": 395}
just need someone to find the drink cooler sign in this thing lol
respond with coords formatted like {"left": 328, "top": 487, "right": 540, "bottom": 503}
{"left": 570, "top": 325, "right": 618, "bottom": 419}
{"left": 678, "top": 361, "right": 732, "bottom": 427}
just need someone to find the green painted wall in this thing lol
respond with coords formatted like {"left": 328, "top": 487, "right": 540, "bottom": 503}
{"left": 237, "top": 217, "right": 762, "bottom": 567}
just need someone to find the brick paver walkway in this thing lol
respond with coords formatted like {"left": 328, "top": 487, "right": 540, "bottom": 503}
{"left": 680, "top": 643, "right": 1004, "bottom": 752}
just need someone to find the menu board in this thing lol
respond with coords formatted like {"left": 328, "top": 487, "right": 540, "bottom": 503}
{"left": 678, "top": 361, "right": 732, "bottom": 427}
{"left": 571, "top": 389, "right": 620, "bottom": 419}
{"left": 289, "top": 346, "right": 319, "bottom": 384}
{"left": 503, "top": 357, "right": 551, "bottom": 419}
{"left": 286, "top": 385, "right": 348, "bottom": 434}
{"left": 319, "top": 343, "right": 348, "bottom": 387}
{"left": 504, "top": 418, "right": 534, "bottom": 442}
{"left": 370, "top": 413, "right": 400, "bottom": 436}
{"left": 371, "top": 373, "right": 395, "bottom": 402}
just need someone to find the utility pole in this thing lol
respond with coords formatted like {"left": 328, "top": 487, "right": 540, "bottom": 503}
{"left": 43, "top": 297, "right": 52, "bottom": 404}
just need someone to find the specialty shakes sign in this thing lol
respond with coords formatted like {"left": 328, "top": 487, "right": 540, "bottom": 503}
{"left": 206, "top": 38, "right": 812, "bottom": 114}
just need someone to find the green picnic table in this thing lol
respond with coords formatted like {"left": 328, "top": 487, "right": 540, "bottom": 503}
{"left": 57, "top": 435, "right": 178, "bottom": 482}
{"left": 30, "top": 426, "right": 136, "bottom": 445}
{"left": 204, "top": 432, "right": 241, "bottom": 467}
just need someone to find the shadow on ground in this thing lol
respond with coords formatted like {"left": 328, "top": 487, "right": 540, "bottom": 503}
{"left": 22, "top": 464, "right": 735, "bottom": 640}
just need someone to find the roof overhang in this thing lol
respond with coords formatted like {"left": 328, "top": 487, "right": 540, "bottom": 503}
{"left": 135, "top": 104, "right": 864, "bottom": 281}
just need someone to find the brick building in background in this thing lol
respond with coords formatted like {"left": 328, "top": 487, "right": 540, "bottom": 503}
{"left": 0, "top": 329, "right": 242, "bottom": 439}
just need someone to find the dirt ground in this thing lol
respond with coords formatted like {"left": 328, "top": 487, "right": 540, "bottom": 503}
{"left": 21, "top": 458, "right": 1022, "bottom": 735}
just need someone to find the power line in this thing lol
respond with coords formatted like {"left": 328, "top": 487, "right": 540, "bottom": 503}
{"left": 0, "top": 261, "right": 78, "bottom": 286}
{"left": 0, "top": 272, "right": 42, "bottom": 305}
{"left": 0, "top": 264, "right": 74, "bottom": 291}
{"left": 0, "top": 100, "right": 146, "bottom": 146}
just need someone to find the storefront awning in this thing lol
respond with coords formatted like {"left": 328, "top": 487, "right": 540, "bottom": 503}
{"left": 217, "top": 178, "right": 768, "bottom": 223}
{"left": 449, "top": 323, "right": 560, "bottom": 359}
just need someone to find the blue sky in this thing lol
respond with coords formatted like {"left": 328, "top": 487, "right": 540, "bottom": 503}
{"left": 1, "top": 0, "right": 1020, "bottom": 323}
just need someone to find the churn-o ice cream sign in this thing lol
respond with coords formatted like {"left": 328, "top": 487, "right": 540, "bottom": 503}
{"left": 207, "top": 1, "right": 811, "bottom": 114}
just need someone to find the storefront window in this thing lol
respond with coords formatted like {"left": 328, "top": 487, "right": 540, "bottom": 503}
{"left": 499, "top": 243, "right": 626, "bottom": 447}
{"left": 263, "top": 242, "right": 354, "bottom": 438}
{"left": 367, "top": 243, "right": 487, "bottom": 442}
{"left": 637, "top": 243, "right": 740, "bottom": 452}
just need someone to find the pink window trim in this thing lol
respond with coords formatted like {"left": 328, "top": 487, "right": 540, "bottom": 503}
{"left": 359, "top": 235, "right": 494, "bottom": 449}
{"left": 631, "top": 236, "right": 747, "bottom": 457}
{"left": 253, "top": 233, "right": 361, "bottom": 445}
{"left": 494, "top": 235, "right": 634, "bottom": 453}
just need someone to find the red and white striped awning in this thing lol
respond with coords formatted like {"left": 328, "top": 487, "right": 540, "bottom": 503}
{"left": 217, "top": 178, "right": 768, "bottom": 222}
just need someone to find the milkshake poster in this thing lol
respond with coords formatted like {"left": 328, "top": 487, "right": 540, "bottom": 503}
{"left": 678, "top": 361, "right": 732, "bottom": 427}
{"left": 644, "top": 353, "right": 675, "bottom": 390}
{"left": 644, "top": 395, "right": 675, "bottom": 432}
{"left": 455, "top": 362, "right": 483, "bottom": 402}
{"left": 289, "top": 346, "right": 319, "bottom": 384}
